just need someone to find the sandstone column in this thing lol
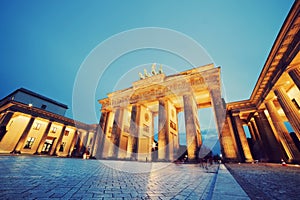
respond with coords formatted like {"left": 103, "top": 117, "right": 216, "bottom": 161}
{"left": 11, "top": 117, "right": 35, "bottom": 154}
{"left": 210, "top": 89, "right": 230, "bottom": 161}
{"left": 274, "top": 86, "right": 300, "bottom": 140}
{"left": 128, "top": 105, "right": 141, "bottom": 160}
{"left": 254, "top": 110, "right": 284, "bottom": 162}
{"left": 97, "top": 111, "right": 109, "bottom": 158}
{"left": 102, "top": 112, "right": 114, "bottom": 158}
{"left": 35, "top": 121, "right": 52, "bottom": 154}
{"left": 76, "top": 131, "right": 84, "bottom": 155}
{"left": 210, "top": 89, "right": 226, "bottom": 138}
{"left": 265, "top": 100, "right": 300, "bottom": 162}
{"left": 110, "top": 108, "right": 124, "bottom": 159}
{"left": 249, "top": 118, "right": 264, "bottom": 146}
{"left": 0, "top": 111, "right": 14, "bottom": 142}
{"left": 247, "top": 120, "right": 258, "bottom": 160}
{"left": 151, "top": 112, "right": 156, "bottom": 161}
{"left": 247, "top": 122, "right": 257, "bottom": 142}
{"left": 288, "top": 67, "right": 300, "bottom": 91}
{"left": 249, "top": 118, "right": 268, "bottom": 160}
{"left": 174, "top": 110, "right": 180, "bottom": 159}
{"left": 220, "top": 114, "right": 241, "bottom": 162}
{"left": 90, "top": 127, "right": 99, "bottom": 158}
{"left": 183, "top": 94, "right": 199, "bottom": 161}
{"left": 231, "top": 111, "right": 253, "bottom": 162}
{"left": 52, "top": 125, "right": 67, "bottom": 156}
{"left": 85, "top": 131, "right": 90, "bottom": 151}
{"left": 210, "top": 84, "right": 240, "bottom": 162}
{"left": 68, "top": 130, "right": 78, "bottom": 157}
{"left": 158, "top": 99, "right": 170, "bottom": 161}
{"left": 0, "top": 111, "right": 14, "bottom": 126}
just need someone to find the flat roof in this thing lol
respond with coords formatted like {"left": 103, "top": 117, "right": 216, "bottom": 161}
{"left": 0, "top": 87, "right": 68, "bottom": 109}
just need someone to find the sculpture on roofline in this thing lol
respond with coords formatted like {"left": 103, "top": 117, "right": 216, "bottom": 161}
{"left": 144, "top": 68, "right": 150, "bottom": 78}
{"left": 151, "top": 63, "right": 157, "bottom": 75}
{"left": 158, "top": 64, "right": 163, "bottom": 74}
{"left": 138, "top": 64, "right": 163, "bottom": 80}
{"left": 139, "top": 72, "right": 145, "bottom": 80}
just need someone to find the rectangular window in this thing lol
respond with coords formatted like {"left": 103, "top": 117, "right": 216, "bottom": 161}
{"left": 64, "top": 130, "right": 70, "bottom": 136}
{"left": 24, "top": 137, "right": 35, "bottom": 149}
{"left": 89, "top": 138, "right": 93, "bottom": 145}
{"left": 41, "top": 104, "right": 47, "bottom": 109}
{"left": 59, "top": 142, "right": 66, "bottom": 152}
{"left": 51, "top": 127, "right": 57, "bottom": 133}
{"left": 33, "top": 123, "right": 41, "bottom": 130}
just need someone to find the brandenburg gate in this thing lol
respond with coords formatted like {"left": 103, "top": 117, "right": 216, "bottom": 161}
{"left": 97, "top": 63, "right": 226, "bottom": 161}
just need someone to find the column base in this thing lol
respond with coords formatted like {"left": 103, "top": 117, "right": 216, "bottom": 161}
{"left": 288, "top": 159, "right": 300, "bottom": 164}
{"left": 10, "top": 150, "right": 21, "bottom": 154}
{"left": 245, "top": 159, "right": 254, "bottom": 163}
{"left": 157, "top": 159, "right": 170, "bottom": 162}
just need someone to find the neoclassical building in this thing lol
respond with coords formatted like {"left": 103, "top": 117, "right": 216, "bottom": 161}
{"left": 221, "top": 1, "right": 300, "bottom": 163}
{"left": 0, "top": 88, "right": 98, "bottom": 158}
{"left": 0, "top": 2, "right": 299, "bottom": 164}
{"left": 97, "top": 1, "right": 300, "bottom": 163}
{"left": 97, "top": 64, "right": 224, "bottom": 162}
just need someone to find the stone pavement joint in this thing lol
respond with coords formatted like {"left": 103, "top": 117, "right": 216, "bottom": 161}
{"left": 211, "top": 164, "right": 250, "bottom": 199}
{"left": 226, "top": 163, "right": 300, "bottom": 200}
{"left": 0, "top": 156, "right": 249, "bottom": 199}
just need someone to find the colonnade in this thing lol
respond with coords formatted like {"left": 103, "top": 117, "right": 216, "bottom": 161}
{"left": 98, "top": 66, "right": 225, "bottom": 162}
{"left": 0, "top": 110, "right": 97, "bottom": 158}
{"left": 223, "top": 67, "right": 300, "bottom": 163}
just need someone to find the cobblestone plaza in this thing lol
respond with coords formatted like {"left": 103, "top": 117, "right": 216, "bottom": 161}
{"left": 0, "top": 2, "right": 299, "bottom": 200}
{"left": 0, "top": 156, "right": 249, "bottom": 200}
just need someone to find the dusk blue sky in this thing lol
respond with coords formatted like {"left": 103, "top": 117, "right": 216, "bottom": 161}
{"left": 0, "top": 0, "right": 294, "bottom": 128}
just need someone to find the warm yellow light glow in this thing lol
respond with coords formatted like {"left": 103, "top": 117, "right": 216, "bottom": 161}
{"left": 152, "top": 142, "right": 156, "bottom": 148}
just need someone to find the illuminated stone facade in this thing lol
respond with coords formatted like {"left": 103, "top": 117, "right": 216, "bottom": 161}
{"left": 98, "top": 1, "right": 300, "bottom": 163}
{"left": 1, "top": 2, "right": 299, "bottom": 164}
{"left": 223, "top": 1, "right": 300, "bottom": 163}
{"left": 98, "top": 64, "right": 225, "bottom": 161}
{"left": 0, "top": 88, "right": 97, "bottom": 158}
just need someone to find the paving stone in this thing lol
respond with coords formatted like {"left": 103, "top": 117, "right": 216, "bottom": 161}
{"left": 93, "top": 193, "right": 113, "bottom": 198}
{"left": 0, "top": 156, "right": 250, "bottom": 199}
{"left": 226, "top": 163, "right": 300, "bottom": 200}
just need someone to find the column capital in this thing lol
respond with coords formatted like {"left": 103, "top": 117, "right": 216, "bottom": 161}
{"left": 100, "top": 109, "right": 109, "bottom": 114}
{"left": 273, "top": 85, "right": 284, "bottom": 91}
{"left": 286, "top": 63, "right": 299, "bottom": 72}
{"left": 253, "top": 112, "right": 259, "bottom": 117}
{"left": 250, "top": 117, "right": 256, "bottom": 122}
{"left": 208, "top": 85, "right": 221, "bottom": 91}
{"left": 274, "top": 84, "right": 300, "bottom": 140}
{"left": 287, "top": 65, "right": 300, "bottom": 91}
{"left": 0, "top": 111, "right": 14, "bottom": 125}
{"left": 231, "top": 110, "right": 240, "bottom": 117}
